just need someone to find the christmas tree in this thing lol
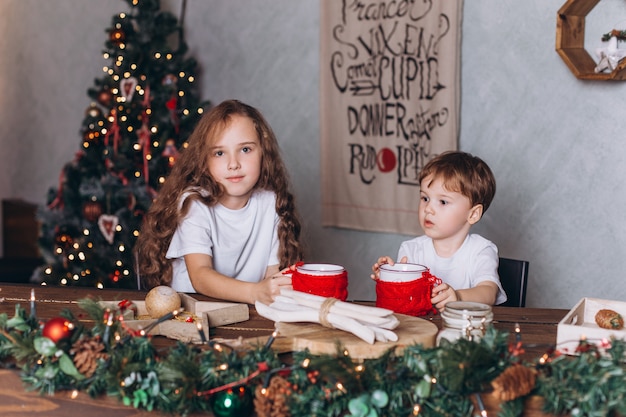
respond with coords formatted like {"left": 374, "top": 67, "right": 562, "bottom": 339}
{"left": 34, "top": 0, "right": 209, "bottom": 289}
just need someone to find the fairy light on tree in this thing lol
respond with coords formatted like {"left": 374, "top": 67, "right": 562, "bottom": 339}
{"left": 34, "top": 0, "right": 209, "bottom": 289}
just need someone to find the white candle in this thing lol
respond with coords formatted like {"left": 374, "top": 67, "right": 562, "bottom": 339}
{"left": 30, "top": 289, "right": 36, "bottom": 318}
{"left": 196, "top": 322, "right": 207, "bottom": 343}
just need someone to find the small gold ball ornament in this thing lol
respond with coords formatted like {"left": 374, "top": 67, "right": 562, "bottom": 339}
{"left": 145, "top": 286, "right": 181, "bottom": 318}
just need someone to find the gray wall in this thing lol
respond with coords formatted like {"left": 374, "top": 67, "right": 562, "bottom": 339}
{"left": 1, "top": 0, "right": 625, "bottom": 308}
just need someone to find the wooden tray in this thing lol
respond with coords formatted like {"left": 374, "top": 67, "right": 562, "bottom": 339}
{"left": 557, "top": 297, "right": 626, "bottom": 355}
{"left": 270, "top": 314, "right": 438, "bottom": 359}
{"left": 100, "top": 293, "right": 249, "bottom": 344}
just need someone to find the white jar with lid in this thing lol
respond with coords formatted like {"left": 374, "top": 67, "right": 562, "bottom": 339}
{"left": 436, "top": 301, "right": 493, "bottom": 345}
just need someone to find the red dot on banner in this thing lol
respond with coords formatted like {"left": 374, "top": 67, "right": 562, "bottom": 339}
{"left": 377, "top": 148, "right": 396, "bottom": 173}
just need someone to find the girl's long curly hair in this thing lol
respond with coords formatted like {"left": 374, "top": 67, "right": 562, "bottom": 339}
{"left": 134, "top": 99, "right": 303, "bottom": 289}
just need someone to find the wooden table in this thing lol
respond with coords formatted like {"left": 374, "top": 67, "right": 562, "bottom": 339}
{"left": 0, "top": 283, "right": 569, "bottom": 416}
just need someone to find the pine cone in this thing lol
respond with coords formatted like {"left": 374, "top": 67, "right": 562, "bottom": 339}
{"left": 595, "top": 309, "right": 624, "bottom": 330}
{"left": 254, "top": 375, "right": 292, "bottom": 417}
{"left": 69, "top": 336, "right": 109, "bottom": 377}
{"left": 491, "top": 364, "right": 537, "bottom": 402}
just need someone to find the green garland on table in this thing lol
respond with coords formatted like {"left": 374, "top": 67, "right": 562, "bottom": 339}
{"left": 0, "top": 298, "right": 625, "bottom": 417}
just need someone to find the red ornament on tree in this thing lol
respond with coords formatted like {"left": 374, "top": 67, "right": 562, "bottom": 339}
{"left": 97, "top": 89, "right": 113, "bottom": 107}
{"left": 82, "top": 201, "right": 103, "bottom": 223}
{"left": 42, "top": 317, "right": 74, "bottom": 343}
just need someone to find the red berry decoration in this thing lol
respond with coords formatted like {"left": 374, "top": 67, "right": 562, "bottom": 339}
{"left": 118, "top": 299, "right": 138, "bottom": 317}
{"left": 42, "top": 317, "right": 74, "bottom": 343}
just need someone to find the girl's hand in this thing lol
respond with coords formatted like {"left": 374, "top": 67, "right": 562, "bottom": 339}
{"left": 257, "top": 273, "right": 292, "bottom": 305}
{"left": 281, "top": 264, "right": 299, "bottom": 275}
{"left": 370, "top": 256, "right": 407, "bottom": 280}
{"left": 431, "top": 282, "right": 459, "bottom": 310}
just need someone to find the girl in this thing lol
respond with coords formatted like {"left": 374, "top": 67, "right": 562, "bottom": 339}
{"left": 135, "top": 100, "right": 303, "bottom": 305}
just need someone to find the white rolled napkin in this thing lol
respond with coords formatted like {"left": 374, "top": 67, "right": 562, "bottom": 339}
{"left": 255, "top": 289, "right": 399, "bottom": 344}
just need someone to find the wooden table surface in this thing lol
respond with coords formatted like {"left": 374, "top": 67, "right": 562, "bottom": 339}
{"left": 0, "top": 283, "right": 569, "bottom": 416}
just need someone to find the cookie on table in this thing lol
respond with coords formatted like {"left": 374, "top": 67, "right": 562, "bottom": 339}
{"left": 594, "top": 309, "right": 624, "bottom": 330}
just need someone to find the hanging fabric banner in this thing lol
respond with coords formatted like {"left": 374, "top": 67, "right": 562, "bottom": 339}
{"left": 320, "top": 1, "right": 463, "bottom": 235}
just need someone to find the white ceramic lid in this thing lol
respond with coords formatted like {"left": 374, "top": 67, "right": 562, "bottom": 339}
{"left": 442, "top": 301, "right": 492, "bottom": 318}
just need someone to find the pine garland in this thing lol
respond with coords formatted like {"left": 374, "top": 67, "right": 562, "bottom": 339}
{"left": 1, "top": 299, "right": 625, "bottom": 417}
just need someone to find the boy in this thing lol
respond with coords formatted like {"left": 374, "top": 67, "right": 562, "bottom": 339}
{"left": 372, "top": 151, "right": 507, "bottom": 310}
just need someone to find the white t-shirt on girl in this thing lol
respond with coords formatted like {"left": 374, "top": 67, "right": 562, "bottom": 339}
{"left": 166, "top": 189, "right": 280, "bottom": 293}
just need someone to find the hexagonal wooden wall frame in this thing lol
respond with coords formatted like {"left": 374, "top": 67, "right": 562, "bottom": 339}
{"left": 556, "top": 0, "right": 626, "bottom": 80}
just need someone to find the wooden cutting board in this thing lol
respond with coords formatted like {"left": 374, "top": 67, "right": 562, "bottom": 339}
{"left": 271, "top": 314, "right": 438, "bottom": 359}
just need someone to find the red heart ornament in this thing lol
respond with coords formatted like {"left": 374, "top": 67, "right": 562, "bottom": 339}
{"left": 120, "top": 77, "right": 138, "bottom": 102}
{"left": 98, "top": 214, "right": 119, "bottom": 244}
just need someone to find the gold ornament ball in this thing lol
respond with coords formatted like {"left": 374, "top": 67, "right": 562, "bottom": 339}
{"left": 145, "top": 286, "right": 181, "bottom": 318}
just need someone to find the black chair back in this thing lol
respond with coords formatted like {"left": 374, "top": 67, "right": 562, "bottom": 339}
{"left": 497, "top": 257, "right": 529, "bottom": 307}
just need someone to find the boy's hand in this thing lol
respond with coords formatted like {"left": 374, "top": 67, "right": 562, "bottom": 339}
{"left": 431, "top": 282, "right": 459, "bottom": 310}
{"left": 370, "top": 256, "right": 407, "bottom": 280}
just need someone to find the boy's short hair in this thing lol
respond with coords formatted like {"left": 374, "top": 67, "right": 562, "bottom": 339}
{"left": 418, "top": 151, "right": 496, "bottom": 212}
